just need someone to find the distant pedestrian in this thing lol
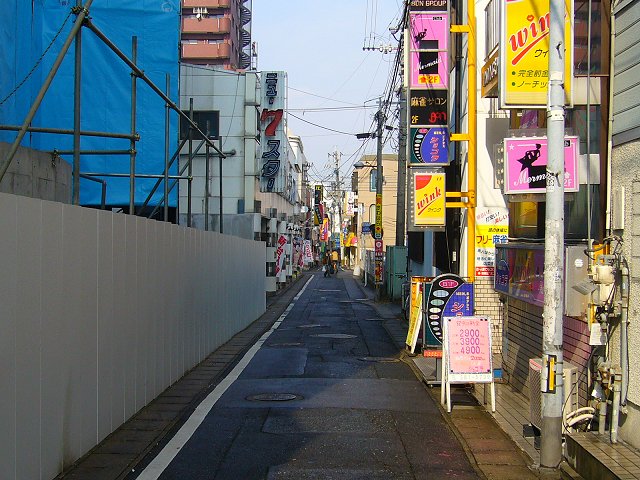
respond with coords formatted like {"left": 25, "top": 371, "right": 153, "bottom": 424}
{"left": 331, "top": 249, "right": 339, "bottom": 274}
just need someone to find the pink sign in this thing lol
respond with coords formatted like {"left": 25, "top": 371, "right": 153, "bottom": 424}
{"left": 447, "top": 317, "right": 492, "bottom": 375}
{"left": 504, "top": 136, "right": 579, "bottom": 194}
{"left": 409, "top": 13, "right": 449, "bottom": 89}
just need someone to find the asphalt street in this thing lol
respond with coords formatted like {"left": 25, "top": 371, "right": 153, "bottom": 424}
{"left": 129, "top": 270, "right": 479, "bottom": 479}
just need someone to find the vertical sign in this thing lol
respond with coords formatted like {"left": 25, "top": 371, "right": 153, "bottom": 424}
{"left": 374, "top": 193, "right": 383, "bottom": 239}
{"left": 275, "top": 234, "right": 287, "bottom": 278}
{"left": 500, "top": 0, "right": 573, "bottom": 107}
{"left": 413, "top": 170, "right": 446, "bottom": 227}
{"left": 408, "top": 0, "right": 450, "bottom": 175}
{"left": 314, "top": 185, "right": 323, "bottom": 225}
{"left": 259, "top": 72, "right": 289, "bottom": 193}
{"left": 374, "top": 238, "right": 384, "bottom": 284}
{"left": 406, "top": 277, "right": 427, "bottom": 353}
{"left": 475, "top": 207, "right": 509, "bottom": 277}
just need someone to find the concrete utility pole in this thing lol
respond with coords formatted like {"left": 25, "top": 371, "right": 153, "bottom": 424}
{"left": 395, "top": 87, "right": 407, "bottom": 247}
{"left": 375, "top": 100, "right": 385, "bottom": 298}
{"left": 541, "top": 0, "right": 566, "bottom": 467}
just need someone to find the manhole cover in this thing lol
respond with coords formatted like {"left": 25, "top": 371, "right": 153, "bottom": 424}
{"left": 310, "top": 333, "right": 358, "bottom": 339}
{"left": 268, "top": 342, "right": 303, "bottom": 347}
{"left": 246, "top": 393, "right": 303, "bottom": 402}
{"left": 297, "top": 324, "right": 325, "bottom": 329}
{"left": 358, "top": 356, "right": 400, "bottom": 363}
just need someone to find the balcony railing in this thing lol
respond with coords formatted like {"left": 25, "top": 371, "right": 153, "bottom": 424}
{"left": 182, "top": 41, "right": 231, "bottom": 60}
{"left": 182, "top": 0, "right": 230, "bottom": 9}
{"left": 182, "top": 16, "right": 231, "bottom": 34}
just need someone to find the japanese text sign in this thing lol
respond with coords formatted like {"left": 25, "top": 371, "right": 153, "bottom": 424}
{"left": 500, "top": 0, "right": 573, "bottom": 107}
{"left": 410, "top": 127, "right": 450, "bottom": 165}
{"left": 259, "top": 72, "right": 289, "bottom": 193}
{"left": 374, "top": 194, "right": 383, "bottom": 239}
{"left": 410, "top": 89, "right": 448, "bottom": 126}
{"left": 475, "top": 207, "right": 509, "bottom": 277}
{"left": 425, "top": 273, "right": 473, "bottom": 347}
{"left": 445, "top": 317, "right": 493, "bottom": 382}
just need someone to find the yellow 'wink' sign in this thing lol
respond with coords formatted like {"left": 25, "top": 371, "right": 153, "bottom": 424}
{"left": 500, "top": 0, "right": 573, "bottom": 107}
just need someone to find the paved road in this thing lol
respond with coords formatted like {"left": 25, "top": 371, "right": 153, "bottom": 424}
{"left": 129, "top": 271, "right": 479, "bottom": 479}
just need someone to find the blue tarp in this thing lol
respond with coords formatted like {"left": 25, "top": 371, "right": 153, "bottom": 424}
{"left": 0, "top": 0, "right": 180, "bottom": 207}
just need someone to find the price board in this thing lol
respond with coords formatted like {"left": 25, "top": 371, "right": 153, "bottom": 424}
{"left": 441, "top": 316, "right": 495, "bottom": 412}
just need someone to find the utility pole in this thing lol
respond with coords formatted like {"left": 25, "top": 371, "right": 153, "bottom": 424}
{"left": 540, "top": 0, "right": 566, "bottom": 467}
{"left": 375, "top": 100, "right": 385, "bottom": 298}
{"left": 395, "top": 87, "right": 407, "bottom": 247}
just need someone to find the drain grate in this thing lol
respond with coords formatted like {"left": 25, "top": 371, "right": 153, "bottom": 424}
{"left": 246, "top": 393, "right": 303, "bottom": 402}
{"left": 358, "top": 356, "right": 400, "bottom": 363}
{"left": 310, "top": 333, "right": 358, "bottom": 339}
{"left": 297, "top": 324, "right": 325, "bottom": 329}
{"left": 268, "top": 342, "right": 303, "bottom": 347}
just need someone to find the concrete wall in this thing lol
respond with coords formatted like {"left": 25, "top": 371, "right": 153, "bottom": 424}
{"left": 0, "top": 142, "right": 71, "bottom": 203}
{"left": 0, "top": 192, "right": 266, "bottom": 480}
{"left": 609, "top": 138, "right": 640, "bottom": 448}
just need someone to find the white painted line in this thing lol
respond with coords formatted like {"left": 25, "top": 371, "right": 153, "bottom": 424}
{"left": 136, "top": 275, "right": 314, "bottom": 479}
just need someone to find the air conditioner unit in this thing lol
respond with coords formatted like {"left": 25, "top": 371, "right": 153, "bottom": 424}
{"left": 529, "top": 358, "right": 578, "bottom": 433}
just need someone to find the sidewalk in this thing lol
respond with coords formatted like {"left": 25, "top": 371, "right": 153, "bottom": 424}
{"left": 57, "top": 274, "right": 311, "bottom": 480}
{"left": 354, "top": 273, "right": 561, "bottom": 480}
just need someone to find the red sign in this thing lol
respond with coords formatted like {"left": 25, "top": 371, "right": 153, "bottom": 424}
{"left": 439, "top": 279, "right": 459, "bottom": 289}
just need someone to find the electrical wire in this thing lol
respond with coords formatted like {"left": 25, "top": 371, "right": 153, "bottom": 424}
{"left": 287, "top": 112, "right": 359, "bottom": 136}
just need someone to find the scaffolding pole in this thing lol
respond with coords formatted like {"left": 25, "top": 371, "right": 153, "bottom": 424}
{"left": 0, "top": 0, "right": 95, "bottom": 183}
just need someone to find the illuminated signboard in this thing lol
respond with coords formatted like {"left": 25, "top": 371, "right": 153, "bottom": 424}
{"left": 259, "top": 71, "right": 289, "bottom": 193}
{"left": 410, "top": 89, "right": 448, "bottom": 126}
{"left": 500, "top": 0, "right": 573, "bottom": 107}
{"left": 503, "top": 136, "right": 579, "bottom": 195}
{"left": 410, "top": 126, "right": 449, "bottom": 165}
{"left": 424, "top": 274, "right": 473, "bottom": 347}
{"left": 411, "top": 170, "right": 446, "bottom": 227}
{"left": 374, "top": 193, "right": 383, "bottom": 239}
{"left": 409, "top": 13, "right": 449, "bottom": 89}
{"left": 475, "top": 207, "right": 509, "bottom": 277}
{"left": 445, "top": 316, "right": 493, "bottom": 381}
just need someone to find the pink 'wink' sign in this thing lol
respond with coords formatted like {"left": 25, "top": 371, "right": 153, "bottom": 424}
{"left": 503, "top": 136, "right": 579, "bottom": 194}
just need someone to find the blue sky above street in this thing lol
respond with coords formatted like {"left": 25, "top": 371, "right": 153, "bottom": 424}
{"left": 252, "top": 1, "right": 405, "bottom": 186}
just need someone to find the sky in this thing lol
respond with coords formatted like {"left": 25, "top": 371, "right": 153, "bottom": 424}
{"left": 251, "top": 0, "right": 406, "bottom": 188}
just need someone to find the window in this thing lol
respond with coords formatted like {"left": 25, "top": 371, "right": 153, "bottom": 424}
{"left": 369, "top": 170, "right": 378, "bottom": 192}
{"left": 573, "top": 0, "right": 607, "bottom": 75}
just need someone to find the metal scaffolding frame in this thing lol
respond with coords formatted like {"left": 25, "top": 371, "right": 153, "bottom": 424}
{"left": 0, "top": 0, "right": 225, "bottom": 222}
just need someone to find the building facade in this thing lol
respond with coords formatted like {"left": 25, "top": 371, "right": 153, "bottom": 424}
{"left": 181, "top": 0, "right": 252, "bottom": 69}
{"left": 179, "top": 66, "right": 311, "bottom": 291}
{"left": 608, "top": 0, "right": 640, "bottom": 449}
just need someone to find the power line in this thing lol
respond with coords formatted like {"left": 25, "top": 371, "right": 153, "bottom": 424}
{"left": 287, "top": 112, "right": 358, "bottom": 136}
